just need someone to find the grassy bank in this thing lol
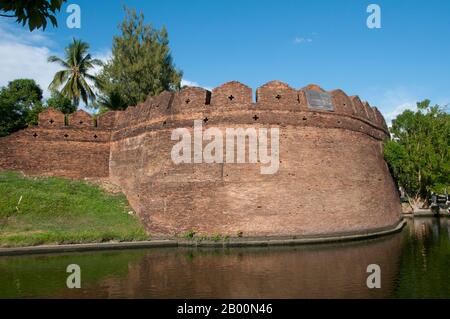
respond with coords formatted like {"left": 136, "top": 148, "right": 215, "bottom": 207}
{"left": 0, "top": 171, "right": 149, "bottom": 247}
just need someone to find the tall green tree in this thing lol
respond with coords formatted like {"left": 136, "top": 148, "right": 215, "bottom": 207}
{"left": 98, "top": 7, "right": 182, "bottom": 108}
{"left": 48, "top": 38, "right": 103, "bottom": 107}
{"left": 384, "top": 100, "right": 450, "bottom": 209}
{"left": 0, "top": 79, "right": 43, "bottom": 136}
{"left": 46, "top": 90, "right": 76, "bottom": 114}
{"left": 0, "top": 0, "right": 66, "bottom": 31}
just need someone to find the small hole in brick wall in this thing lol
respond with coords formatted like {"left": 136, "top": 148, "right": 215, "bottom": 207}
{"left": 228, "top": 95, "right": 234, "bottom": 101}
{"left": 303, "top": 117, "right": 307, "bottom": 121}
{"left": 33, "top": 133, "right": 38, "bottom": 138}
{"left": 185, "top": 99, "right": 191, "bottom": 104}
{"left": 337, "top": 120, "right": 342, "bottom": 124}
{"left": 49, "top": 119, "right": 54, "bottom": 124}
{"left": 79, "top": 121, "right": 84, "bottom": 125}
{"left": 163, "top": 121, "right": 167, "bottom": 125}
{"left": 64, "top": 134, "right": 69, "bottom": 138}
{"left": 203, "top": 117, "right": 209, "bottom": 124}
{"left": 275, "top": 94, "right": 282, "bottom": 100}
{"left": 253, "top": 115, "right": 259, "bottom": 121}
{"left": 94, "top": 135, "right": 98, "bottom": 139}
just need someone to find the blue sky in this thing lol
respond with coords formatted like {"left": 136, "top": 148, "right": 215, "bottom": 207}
{"left": 0, "top": 0, "right": 449, "bottom": 123}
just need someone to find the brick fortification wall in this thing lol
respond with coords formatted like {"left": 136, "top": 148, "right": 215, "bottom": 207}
{"left": 0, "top": 109, "right": 115, "bottom": 178}
{"left": 0, "top": 81, "right": 402, "bottom": 238}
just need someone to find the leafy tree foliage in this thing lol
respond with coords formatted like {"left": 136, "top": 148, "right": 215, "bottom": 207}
{"left": 46, "top": 90, "right": 76, "bottom": 114}
{"left": 0, "top": 79, "right": 43, "bottom": 136}
{"left": 0, "top": 0, "right": 66, "bottom": 31}
{"left": 98, "top": 7, "right": 182, "bottom": 108}
{"left": 25, "top": 103, "right": 46, "bottom": 127}
{"left": 384, "top": 100, "right": 450, "bottom": 208}
{"left": 48, "top": 38, "right": 103, "bottom": 107}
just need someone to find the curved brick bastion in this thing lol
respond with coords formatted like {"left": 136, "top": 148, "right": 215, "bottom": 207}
{"left": 0, "top": 81, "right": 402, "bottom": 238}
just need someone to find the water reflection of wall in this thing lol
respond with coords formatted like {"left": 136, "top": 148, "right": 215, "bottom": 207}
{"left": 61, "top": 234, "right": 403, "bottom": 299}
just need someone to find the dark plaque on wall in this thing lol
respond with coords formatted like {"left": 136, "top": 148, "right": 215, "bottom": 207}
{"left": 305, "top": 90, "right": 334, "bottom": 111}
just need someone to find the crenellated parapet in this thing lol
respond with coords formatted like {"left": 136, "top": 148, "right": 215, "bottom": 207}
{"left": 68, "top": 110, "right": 94, "bottom": 128}
{"left": 38, "top": 108, "right": 65, "bottom": 128}
{"left": 0, "top": 80, "right": 390, "bottom": 179}
{"left": 256, "top": 81, "right": 300, "bottom": 110}
{"left": 172, "top": 87, "right": 211, "bottom": 114}
{"left": 329, "top": 89, "right": 353, "bottom": 114}
{"left": 33, "top": 108, "right": 116, "bottom": 144}
{"left": 1, "top": 108, "right": 114, "bottom": 178}
{"left": 7, "top": 81, "right": 391, "bottom": 149}
{"left": 32, "top": 82, "right": 391, "bottom": 141}
{"left": 211, "top": 81, "right": 252, "bottom": 107}
{"left": 109, "top": 81, "right": 390, "bottom": 141}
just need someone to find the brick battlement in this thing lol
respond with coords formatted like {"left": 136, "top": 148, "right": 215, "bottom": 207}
{"left": 110, "top": 81, "right": 388, "bottom": 141}
{"left": 0, "top": 81, "right": 390, "bottom": 179}
{"left": 30, "top": 81, "right": 389, "bottom": 145}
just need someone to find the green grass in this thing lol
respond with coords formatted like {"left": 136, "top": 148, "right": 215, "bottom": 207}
{"left": 0, "top": 171, "right": 149, "bottom": 247}
{"left": 180, "top": 231, "right": 229, "bottom": 242}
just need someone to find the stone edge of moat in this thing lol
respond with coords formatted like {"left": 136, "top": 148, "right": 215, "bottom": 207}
{"left": 0, "top": 219, "right": 407, "bottom": 257}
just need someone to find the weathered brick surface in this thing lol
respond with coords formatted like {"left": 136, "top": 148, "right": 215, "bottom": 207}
{"left": 97, "top": 111, "right": 118, "bottom": 129}
{"left": 256, "top": 81, "right": 300, "bottom": 111}
{"left": 0, "top": 81, "right": 401, "bottom": 237}
{"left": 172, "top": 87, "right": 211, "bottom": 114}
{"left": 38, "top": 108, "right": 65, "bottom": 128}
{"left": 211, "top": 81, "right": 253, "bottom": 108}
{"left": 330, "top": 89, "right": 354, "bottom": 115}
{"left": 0, "top": 128, "right": 110, "bottom": 178}
{"left": 68, "top": 110, "right": 95, "bottom": 128}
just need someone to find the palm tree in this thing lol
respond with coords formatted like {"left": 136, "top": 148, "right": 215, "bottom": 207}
{"left": 48, "top": 38, "right": 102, "bottom": 107}
{"left": 96, "top": 90, "right": 128, "bottom": 111}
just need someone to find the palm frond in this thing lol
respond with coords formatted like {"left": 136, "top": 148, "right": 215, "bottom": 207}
{"left": 48, "top": 70, "right": 70, "bottom": 90}
{"left": 47, "top": 56, "right": 70, "bottom": 68}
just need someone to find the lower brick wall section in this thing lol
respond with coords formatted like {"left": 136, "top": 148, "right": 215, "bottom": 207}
{"left": 110, "top": 125, "right": 402, "bottom": 237}
{"left": 0, "top": 128, "right": 110, "bottom": 178}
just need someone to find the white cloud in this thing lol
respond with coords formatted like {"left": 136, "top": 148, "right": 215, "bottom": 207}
{"left": 293, "top": 37, "right": 313, "bottom": 44}
{"left": 90, "top": 49, "right": 111, "bottom": 76}
{"left": 0, "top": 21, "right": 56, "bottom": 47}
{"left": 374, "top": 87, "right": 420, "bottom": 126}
{"left": 0, "top": 21, "right": 109, "bottom": 101}
{"left": 181, "top": 79, "right": 212, "bottom": 91}
{"left": 384, "top": 102, "right": 417, "bottom": 125}
{"left": 0, "top": 22, "right": 60, "bottom": 98}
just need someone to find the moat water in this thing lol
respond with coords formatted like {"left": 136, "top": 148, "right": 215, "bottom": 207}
{"left": 1, "top": 217, "right": 449, "bottom": 299}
